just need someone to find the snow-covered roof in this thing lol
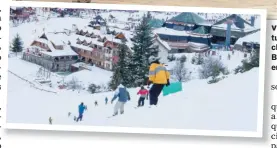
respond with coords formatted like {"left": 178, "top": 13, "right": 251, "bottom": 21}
{"left": 212, "top": 23, "right": 257, "bottom": 32}
{"left": 167, "top": 12, "right": 211, "bottom": 26}
{"left": 40, "top": 45, "right": 78, "bottom": 57}
{"left": 155, "top": 36, "right": 171, "bottom": 51}
{"left": 76, "top": 35, "right": 104, "bottom": 47}
{"left": 153, "top": 27, "right": 190, "bottom": 36}
{"left": 34, "top": 38, "right": 49, "bottom": 45}
{"left": 188, "top": 42, "right": 210, "bottom": 49}
{"left": 71, "top": 42, "right": 93, "bottom": 51}
{"left": 45, "top": 33, "right": 68, "bottom": 46}
{"left": 71, "top": 62, "right": 87, "bottom": 68}
{"left": 235, "top": 31, "right": 260, "bottom": 45}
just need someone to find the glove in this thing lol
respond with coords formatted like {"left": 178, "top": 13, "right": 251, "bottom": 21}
{"left": 166, "top": 79, "right": 170, "bottom": 87}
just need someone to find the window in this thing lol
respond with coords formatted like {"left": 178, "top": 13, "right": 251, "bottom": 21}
{"left": 173, "top": 25, "right": 184, "bottom": 31}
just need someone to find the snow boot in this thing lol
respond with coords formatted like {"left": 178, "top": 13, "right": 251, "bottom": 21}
{"left": 120, "top": 111, "right": 124, "bottom": 115}
{"left": 113, "top": 112, "right": 118, "bottom": 116}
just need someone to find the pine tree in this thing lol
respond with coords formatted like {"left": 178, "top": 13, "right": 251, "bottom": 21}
{"left": 109, "top": 40, "right": 132, "bottom": 90}
{"left": 129, "top": 13, "right": 158, "bottom": 87}
{"left": 11, "top": 34, "right": 23, "bottom": 55}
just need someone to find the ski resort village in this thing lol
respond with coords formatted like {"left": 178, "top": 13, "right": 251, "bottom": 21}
{"left": 7, "top": 7, "right": 262, "bottom": 132}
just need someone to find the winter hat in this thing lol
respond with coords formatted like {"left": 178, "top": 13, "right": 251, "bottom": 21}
{"left": 148, "top": 56, "right": 160, "bottom": 63}
{"left": 118, "top": 84, "right": 124, "bottom": 88}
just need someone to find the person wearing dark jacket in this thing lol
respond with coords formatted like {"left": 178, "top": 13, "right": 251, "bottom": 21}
{"left": 111, "top": 84, "right": 130, "bottom": 116}
{"left": 148, "top": 56, "right": 170, "bottom": 107}
{"left": 105, "top": 97, "right": 108, "bottom": 105}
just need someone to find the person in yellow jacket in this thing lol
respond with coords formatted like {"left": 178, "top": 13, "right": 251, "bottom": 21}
{"left": 147, "top": 56, "right": 170, "bottom": 107}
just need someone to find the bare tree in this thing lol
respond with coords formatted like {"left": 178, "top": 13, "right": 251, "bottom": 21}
{"left": 173, "top": 61, "right": 189, "bottom": 82}
{"left": 67, "top": 77, "right": 82, "bottom": 90}
{"left": 199, "top": 57, "right": 228, "bottom": 79}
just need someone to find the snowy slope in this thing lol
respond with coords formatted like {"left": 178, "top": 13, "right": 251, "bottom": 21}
{"left": 8, "top": 9, "right": 260, "bottom": 132}
{"left": 64, "top": 68, "right": 112, "bottom": 87}
{"left": 7, "top": 67, "right": 258, "bottom": 131}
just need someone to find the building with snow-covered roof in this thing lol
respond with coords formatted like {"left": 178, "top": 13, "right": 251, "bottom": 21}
{"left": 22, "top": 33, "right": 79, "bottom": 72}
{"left": 163, "top": 12, "right": 211, "bottom": 30}
{"left": 154, "top": 12, "right": 212, "bottom": 53}
{"left": 210, "top": 14, "right": 260, "bottom": 45}
{"left": 70, "top": 26, "right": 134, "bottom": 70}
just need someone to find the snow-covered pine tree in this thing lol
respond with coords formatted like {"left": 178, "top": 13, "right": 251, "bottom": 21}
{"left": 129, "top": 12, "right": 158, "bottom": 87}
{"left": 109, "top": 40, "right": 132, "bottom": 90}
{"left": 11, "top": 33, "right": 23, "bottom": 56}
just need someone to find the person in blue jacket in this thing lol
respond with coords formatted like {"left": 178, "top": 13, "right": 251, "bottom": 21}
{"left": 105, "top": 97, "right": 108, "bottom": 105}
{"left": 76, "top": 102, "right": 86, "bottom": 122}
{"left": 111, "top": 84, "right": 130, "bottom": 116}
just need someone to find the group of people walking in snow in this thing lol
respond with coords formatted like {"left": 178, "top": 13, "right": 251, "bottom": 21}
{"left": 73, "top": 55, "right": 170, "bottom": 121}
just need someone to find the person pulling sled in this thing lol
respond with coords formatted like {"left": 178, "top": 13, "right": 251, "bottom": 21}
{"left": 147, "top": 56, "right": 170, "bottom": 107}
{"left": 111, "top": 84, "right": 130, "bottom": 116}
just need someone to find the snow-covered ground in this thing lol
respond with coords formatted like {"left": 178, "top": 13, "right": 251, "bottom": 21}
{"left": 166, "top": 50, "right": 248, "bottom": 80}
{"left": 65, "top": 67, "right": 112, "bottom": 88}
{"left": 7, "top": 60, "right": 259, "bottom": 131}
{"left": 7, "top": 8, "right": 260, "bottom": 132}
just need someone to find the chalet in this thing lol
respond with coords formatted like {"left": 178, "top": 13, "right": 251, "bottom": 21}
{"left": 115, "top": 32, "right": 127, "bottom": 41}
{"left": 22, "top": 33, "right": 79, "bottom": 72}
{"left": 71, "top": 25, "right": 135, "bottom": 70}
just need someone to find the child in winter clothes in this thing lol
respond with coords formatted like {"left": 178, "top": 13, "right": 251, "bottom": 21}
{"left": 105, "top": 97, "right": 108, "bottom": 105}
{"left": 76, "top": 102, "right": 86, "bottom": 122}
{"left": 111, "top": 84, "right": 130, "bottom": 116}
{"left": 137, "top": 86, "right": 149, "bottom": 107}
